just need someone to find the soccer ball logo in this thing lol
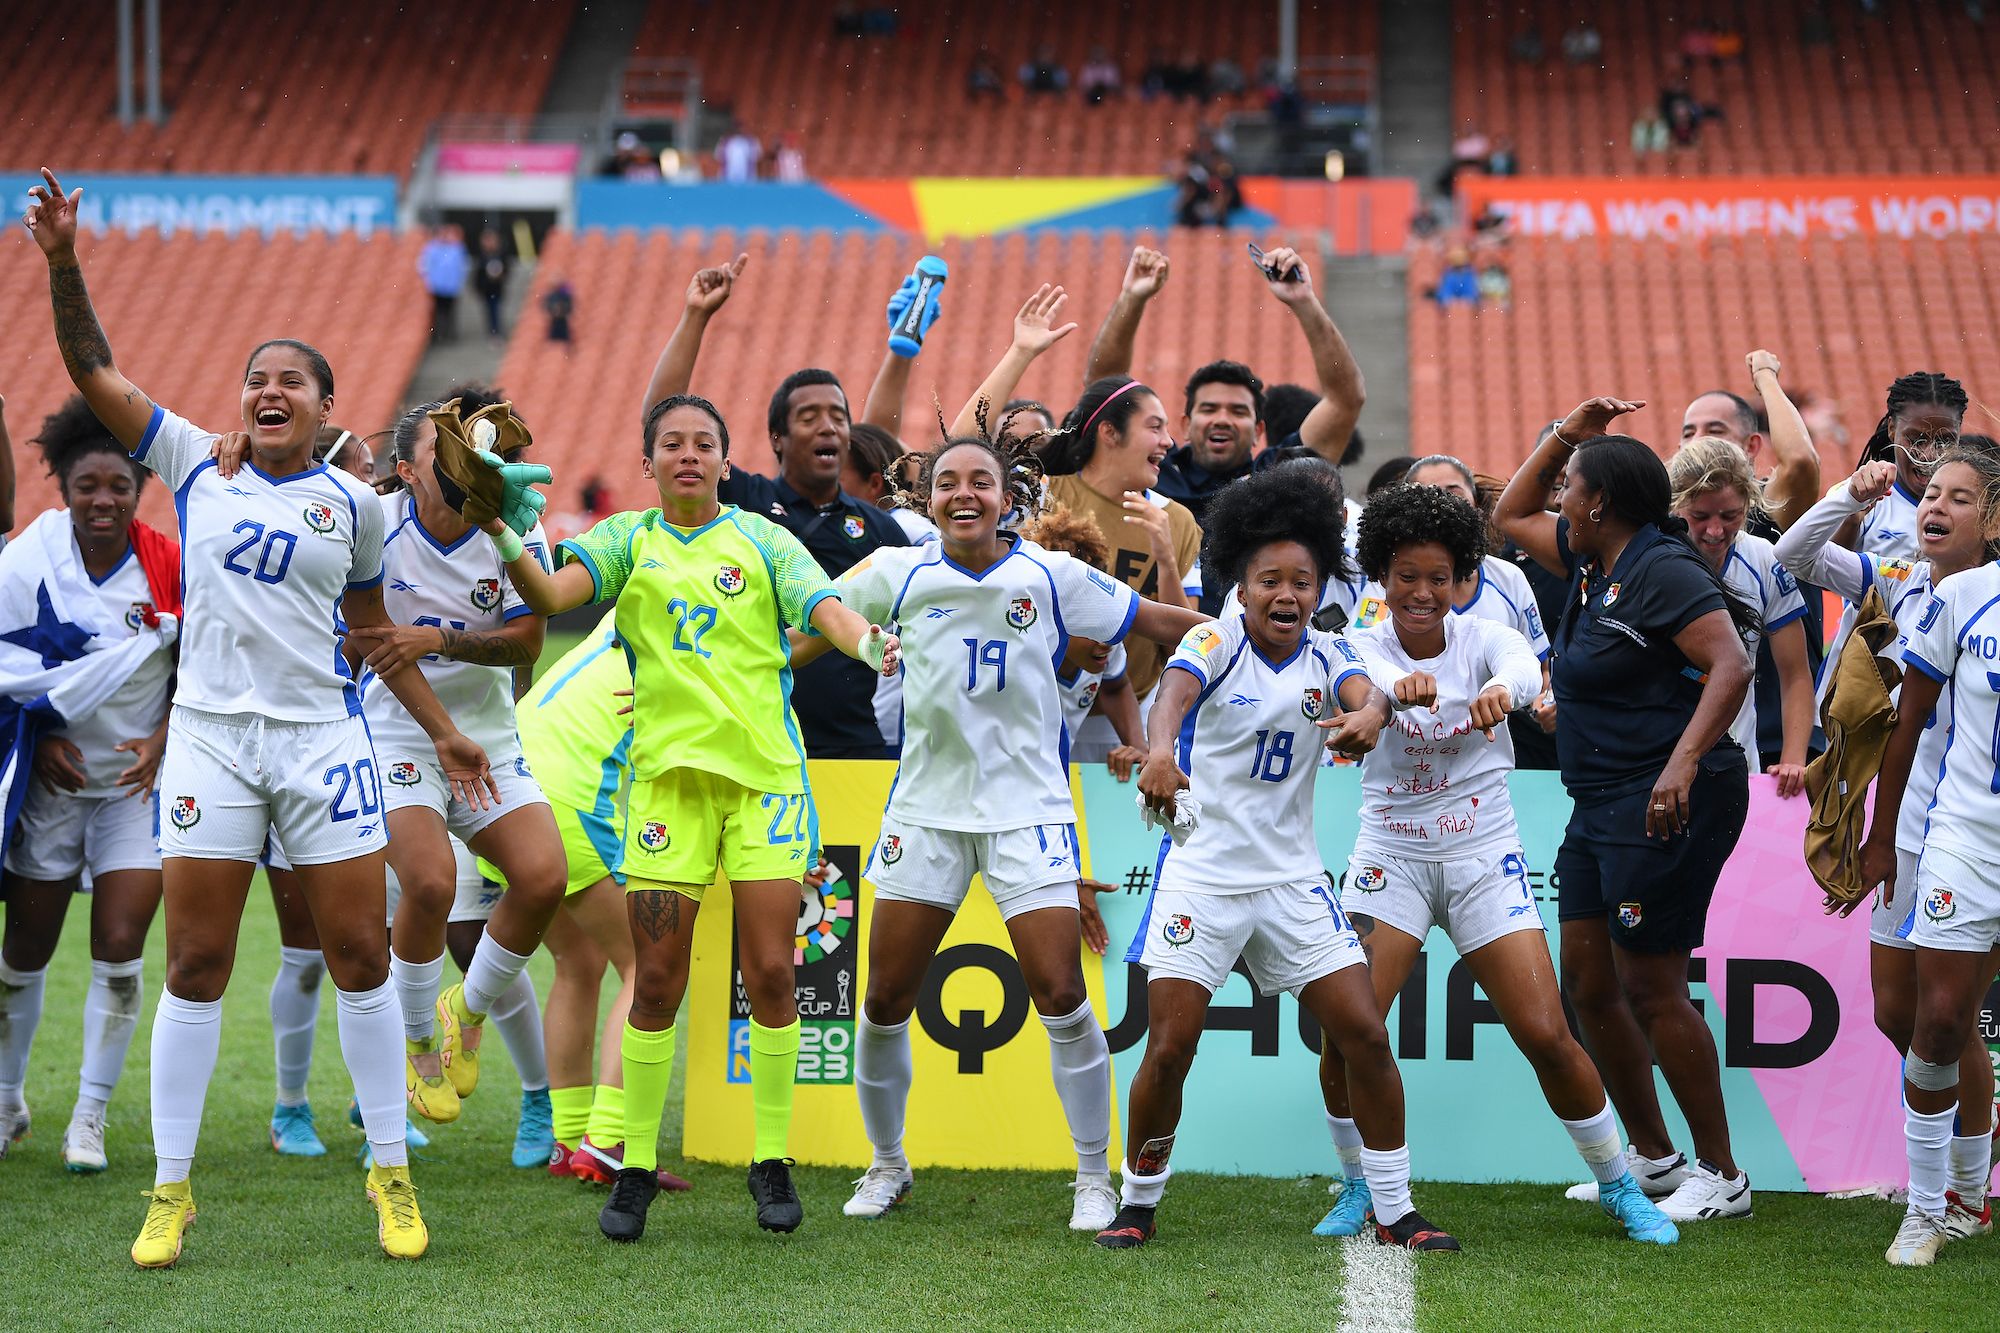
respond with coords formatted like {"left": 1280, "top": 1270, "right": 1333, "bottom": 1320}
{"left": 842, "top": 515, "right": 866, "bottom": 540}
{"left": 1301, "top": 687, "right": 1326, "bottom": 720}
{"left": 125, "top": 601, "right": 152, "bottom": 631}
{"left": 1006, "top": 596, "right": 1037, "bottom": 629}
{"left": 169, "top": 796, "right": 200, "bottom": 828}
{"left": 1352, "top": 865, "right": 1385, "bottom": 892}
{"left": 638, "top": 821, "right": 670, "bottom": 853}
{"left": 1161, "top": 913, "right": 1195, "bottom": 947}
{"left": 302, "top": 502, "right": 336, "bottom": 534}
{"left": 715, "top": 565, "right": 746, "bottom": 596}
{"left": 1617, "top": 901, "right": 1643, "bottom": 928}
{"left": 388, "top": 761, "right": 420, "bottom": 786}
{"left": 470, "top": 578, "right": 501, "bottom": 611}
{"left": 879, "top": 834, "right": 903, "bottom": 865}
{"left": 1924, "top": 887, "right": 1956, "bottom": 921}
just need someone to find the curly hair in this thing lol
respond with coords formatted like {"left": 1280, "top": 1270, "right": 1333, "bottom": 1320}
{"left": 1017, "top": 505, "right": 1110, "bottom": 572}
{"left": 34, "top": 395, "right": 144, "bottom": 494}
{"left": 1668, "top": 437, "right": 1767, "bottom": 520}
{"left": 891, "top": 418, "right": 1045, "bottom": 526}
{"left": 1200, "top": 459, "right": 1352, "bottom": 592}
{"left": 1356, "top": 484, "right": 1486, "bottom": 583}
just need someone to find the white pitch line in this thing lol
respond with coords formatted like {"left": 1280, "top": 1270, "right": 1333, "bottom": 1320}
{"left": 1335, "top": 1235, "right": 1416, "bottom": 1333}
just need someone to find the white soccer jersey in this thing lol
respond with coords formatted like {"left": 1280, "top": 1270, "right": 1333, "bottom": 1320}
{"left": 1349, "top": 554, "right": 1552, "bottom": 659}
{"left": 1347, "top": 615, "right": 1541, "bottom": 861}
{"left": 133, "top": 406, "right": 383, "bottom": 722}
{"left": 1719, "top": 531, "right": 1808, "bottom": 753}
{"left": 362, "top": 493, "right": 549, "bottom": 752}
{"left": 1056, "top": 643, "right": 1127, "bottom": 739}
{"left": 1859, "top": 477, "right": 1924, "bottom": 562}
{"left": 838, "top": 533, "right": 1139, "bottom": 832}
{"left": 1155, "top": 616, "right": 1369, "bottom": 893}
{"left": 1902, "top": 563, "right": 2000, "bottom": 861}
{"left": 54, "top": 541, "right": 175, "bottom": 793}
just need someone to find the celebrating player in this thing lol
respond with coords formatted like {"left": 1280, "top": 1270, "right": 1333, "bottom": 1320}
{"left": 0, "top": 398, "right": 176, "bottom": 1173}
{"left": 495, "top": 392, "right": 899, "bottom": 1241}
{"left": 27, "top": 168, "right": 493, "bottom": 1264}
{"left": 817, "top": 430, "right": 1202, "bottom": 1234}
{"left": 1102, "top": 465, "right": 1458, "bottom": 1252}
{"left": 1320, "top": 484, "right": 1677, "bottom": 1245}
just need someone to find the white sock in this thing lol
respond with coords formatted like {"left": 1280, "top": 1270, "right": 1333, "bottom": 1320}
{"left": 1906, "top": 1103, "right": 1957, "bottom": 1217}
{"left": 1360, "top": 1145, "right": 1414, "bottom": 1226}
{"left": 484, "top": 969, "right": 548, "bottom": 1091}
{"left": 78, "top": 958, "right": 145, "bottom": 1109}
{"left": 1559, "top": 1101, "right": 1630, "bottom": 1185}
{"left": 337, "top": 979, "right": 408, "bottom": 1169}
{"left": 389, "top": 948, "right": 445, "bottom": 1043}
{"left": 462, "top": 933, "right": 534, "bottom": 1019}
{"left": 269, "top": 946, "right": 324, "bottom": 1104}
{"left": 1039, "top": 1002, "right": 1111, "bottom": 1176}
{"left": 150, "top": 990, "right": 222, "bottom": 1185}
{"left": 1327, "top": 1112, "right": 1365, "bottom": 1181}
{"left": 0, "top": 961, "right": 49, "bottom": 1096}
{"left": 1949, "top": 1132, "right": 1992, "bottom": 1201}
{"left": 855, "top": 1012, "right": 913, "bottom": 1170}
{"left": 1119, "top": 1162, "right": 1171, "bottom": 1208}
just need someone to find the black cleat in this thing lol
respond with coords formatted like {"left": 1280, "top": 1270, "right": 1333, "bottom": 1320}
{"left": 748, "top": 1157, "right": 804, "bottom": 1233}
{"left": 1094, "top": 1203, "right": 1157, "bottom": 1249}
{"left": 599, "top": 1167, "right": 659, "bottom": 1242}
{"left": 1375, "top": 1209, "right": 1460, "bottom": 1252}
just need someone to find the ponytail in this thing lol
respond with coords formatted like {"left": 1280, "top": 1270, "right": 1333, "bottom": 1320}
{"left": 1038, "top": 376, "right": 1152, "bottom": 476}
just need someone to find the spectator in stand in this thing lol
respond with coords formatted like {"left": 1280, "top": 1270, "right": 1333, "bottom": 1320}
{"left": 832, "top": 1, "right": 863, "bottom": 37}
{"left": 1478, "top": 262, "right": 1513, "bottom": 311}
{"left": 1511, "top": 28, "right": 1546, "bottom": 62}
{"left": 1488, "top": 135, "right": 1519, "bottom": 176}
{"left": 1141, "top": 49, "right": 1172, "bottom": 99}
{"left": 473, "top": 228, "right": 510, "bottom": 341}
{"left": 419, "top": 225, "right": 468, "bottom": 345}
{"left": 1632, "top": 112, "right": 1670, "bottom": 155}
{"left": 1712, "top": 25, "right": 1744, "bottom": 65}
{"left": 578, "top": 475, "right": 611, "bottom": 522}
{"left": 774, "top": 134, "right": 808, "bottom": 183}
{"left": 1166, "top": 50, "right": 1209, "bottom": 101}
{"left": 1019, "top": 46, "right": 1070, "bottom": 96}
{"left": 1680, "top": 24, "right": 1718, "bottom": 70}
{"left": 1659, "top": 83, "right": 1706, "bottom": 148}
{"left": 1434, "top": 249, "right": 1481, "bottom": 307}
{"left": 1562, "top": 20, "right": 1603, "bottom": 64}
{"left": 1208, "top": 57, "right": 1246, "bottom": 97}
{"left": 1079, "top": 49, "right": 1123, "bottom": 105}
{"left": 717, "top": 128, "right": 763, "bottom": 183}
{"left": 1408, "top": 201, "right": 1443, "bottom": 242}
{"left": 543, "top": 278, "right": 575, "bottom": 346}
{"left": 967, "top": 51, "right": 1005, "bottom": 101}
{"left": 1441, "top": 122, "right": 1491, "bottom": 194}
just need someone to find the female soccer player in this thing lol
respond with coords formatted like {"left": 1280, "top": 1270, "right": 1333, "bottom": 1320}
{"left": 27, "top": 168, "right": 492, "bottom": 1265}
{"left": 1101, "top": 466, "right": 1455, "bottom": 1252}
{"left": 494, "top": 392, "right": 898, "bottom": 1241}
{"left": 1666, "top": 439, "right": 1814, "bottom": 797}
{"left": 1216, "top": 455, "right": 1367, "bottom": 628}
{"left": 822, "top": 434, "right": 1201, "bottom": 1235}
{"left": 1782, "top": 451, "right": 1999, "bottom": 1240}
{"left": 1497, "top": 398, "right": 1757, "bottom": 1225}
{"left": 1848, "top": 372, "right": 1970, "bottom": 561}
{"left": 0, "top": 398, "right": 175, "bottom": 1174}
{"left": 1319, "top": 485, "right": 1677, "bottom": 1246}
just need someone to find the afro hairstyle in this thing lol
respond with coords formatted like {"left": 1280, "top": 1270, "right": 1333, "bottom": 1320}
{"left": 34, "top": 395, "right": 144, "bottom": 493}
{"left": 1355, "top": 483, "right": 1488, "bottom": 583}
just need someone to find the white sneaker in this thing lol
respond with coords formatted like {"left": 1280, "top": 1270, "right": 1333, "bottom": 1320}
{"left": 843, "top": 1164, "right": 913, "bottom": 1218}
{"left": 1564, "top": 1147, "right": 1688, "bottom": 1203}
{"left": 1069, "top": 1172, "right": 1119, "bottom": 1232}
{"left": 62, "top": 1109, "right": 108, "bottom": 1173}
{"left": 0, "top": 1098, "right": 28, "bottom": 1159}
{"left": 1886, "top": 1205, "right": 1949, "bottom": 1266}
{"left": 1942, "top": 1191, "right": 1992, "bottom": 1240}
{"left": 1657, "top": 1160, "right": 1752, "bottom": 1221}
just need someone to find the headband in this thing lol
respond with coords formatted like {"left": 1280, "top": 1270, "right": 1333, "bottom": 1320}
{"left": 1080, "top": 380, "right": 1144, "bottom": 441}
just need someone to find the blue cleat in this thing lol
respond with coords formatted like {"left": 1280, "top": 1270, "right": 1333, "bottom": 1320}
{"left": 1314, "top": 1177, "right": 1372, "bottom": 1237}
{"left": 1601, "top": 1172, "right": 1680, "bottom": 1244}
{"left": 270, "top": 1101, "right": 327, "bottom": 1157}
{"left": 349, "top": 1097, "right": 430, "bottom": 1151}
{"left": 513, "top": 1088, "right": 555, "bottom": 1169}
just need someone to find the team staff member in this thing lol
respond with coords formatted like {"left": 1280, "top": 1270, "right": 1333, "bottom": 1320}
{"left": 1497, "top": 397, "right": 1757, "bottom": 1225}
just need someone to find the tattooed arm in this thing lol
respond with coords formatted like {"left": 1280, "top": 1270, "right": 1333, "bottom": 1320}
{"left": 23, "top": 170, "right": 155, "bottom": 447}
{"left": 345, "top": 615, "right": 546, "bottom": 676}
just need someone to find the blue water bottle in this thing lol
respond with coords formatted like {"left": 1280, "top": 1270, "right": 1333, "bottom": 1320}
{"left": 887, "top": 255, "right": 948, "bottom": 357}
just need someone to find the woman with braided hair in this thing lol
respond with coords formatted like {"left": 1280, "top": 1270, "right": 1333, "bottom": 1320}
{"left": 1849, "top": 371, "right": 1971, "bottom": 561}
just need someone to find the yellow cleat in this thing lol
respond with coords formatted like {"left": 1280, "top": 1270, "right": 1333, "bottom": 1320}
{"left": 437, "top": 983, "right": 484, "bottom": 1100}
{"left": 131, "top": 1181, "right": 195, "bottom": 1268}
{"left": 405, "top": 1036, "right": 461, "bottom": 1124}
{"left": 366, "top": 1164, "right": 429, "bottom": 1260}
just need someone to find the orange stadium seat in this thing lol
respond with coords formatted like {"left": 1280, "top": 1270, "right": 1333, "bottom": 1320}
{"left": 1406, "top": 233, "right": 2000, "bottom": 478}
{"left": 0, "top": 229, "right": 430, "bottom": 533}
{"left": 1453, "top": 1, "right": 2000, "bottom": 176}
{"left": 631, "top": 1, "right": 1378, "bottom": 177}
{"left": 1, "top": 0, "right": 576, "bottom": 178}
{"left": 495, "top": 226, "right": 1327, "bottom": 529}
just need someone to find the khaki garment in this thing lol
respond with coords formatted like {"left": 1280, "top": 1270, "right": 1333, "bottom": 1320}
{"left": 1044, "top": 474, "right": 1202, "bottom": 696}
{"left": 1802, "top": 587, "right": 1902, "bottom": 909}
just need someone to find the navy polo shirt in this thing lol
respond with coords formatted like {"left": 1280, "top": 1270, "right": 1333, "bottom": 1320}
{"left": 718, "top": 469, "right": 910, "bottom": 758}
{"left": 1550, "top": 520, "right": 1741, "bottom": 800}
{"left": 1152, "top": 433, "right": 1303, "bottom": 528}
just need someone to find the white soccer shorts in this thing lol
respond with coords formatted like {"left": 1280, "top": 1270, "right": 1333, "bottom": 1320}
{"left": 1137, "top": 879, "right": 1367, "bottom": 997}
{"left": 159, "top": 706, "right": 387, "bottom": 866}
{"left": 1906, "top": 845, "right": 2000, "bottom": 954}
{"left": 6, "top": 787, "right": 161, "bottom": 880}
{"left": 1339, "top": 846, "right": 1544, "bottom": 955}
{"left": 1870, "top": 849, "right": 1920, "bottom": 951}
{"left": 378, "top": 742, "right": 546, "bottom": 842}
{"left": 865, "top": 816, "right": 1082, "bottom": 920}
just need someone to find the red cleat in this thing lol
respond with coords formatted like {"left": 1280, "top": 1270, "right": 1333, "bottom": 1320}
{"left": 547, "top": 1141, "right": 580, "bottom": 1178}
{"left": 571, "top": 1134, "right": 693, "bottom": 1191}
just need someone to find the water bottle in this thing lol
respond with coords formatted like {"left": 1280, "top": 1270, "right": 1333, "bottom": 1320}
{"left": 887, "top": 255, "right": 948, "bottom": 357}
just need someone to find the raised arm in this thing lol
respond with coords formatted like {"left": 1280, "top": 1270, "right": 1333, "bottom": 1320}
{"left": 950, "top": 285, "right": 1077, "bottom": 437}
{"left": 1496, "top": 397, "right": 1644, "bottom": 576}
{"left": 1771, "top": 461, "right": 1895, "bottom": 603}
{"left": 1746, "top": 350, "right": 1822, "bottom": 531}
{"left": 639, "top": 253, "right": 746, "bottom": 425}
{"left": 24, "top": 170, "right": 155, "bottom": 447}
{"left": 1255, "top": 245, "right": 1364, "bottom": 462}
{"left": 481, "top": 522, "right": 597, "bottom": 616}
{"left": 864, "top": 264, "right": 950, "bottom": 436}
{"left": 1082, "top": 246, "right": 1168, "bottom": 384}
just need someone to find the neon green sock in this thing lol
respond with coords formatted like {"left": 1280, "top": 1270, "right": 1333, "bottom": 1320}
{"left": 549, "top": 1085, "right": 592, "bottom": 1145}
{"left": 749, "top": 1018, "right": 801, "bottom": 1162}
{"left": 620, "top": 1023, "right": 676, "bottom": 1172}
{"left": 586, "top": 1083, "right": 626, "bottom": 1145}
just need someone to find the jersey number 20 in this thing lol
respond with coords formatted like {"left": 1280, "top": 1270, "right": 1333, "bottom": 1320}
{"left": 222, "top": 521, "right": 298, "bottom": 584}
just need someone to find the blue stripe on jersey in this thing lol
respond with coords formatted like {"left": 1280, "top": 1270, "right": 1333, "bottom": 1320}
{"left": 406, "top": 500, "right": 477, "bottom": 555}
{"left": 1957, "top": 591, "right": 2000, "bottom": 643}
{"left": 538, "top": 636, "right": 619, "bottom": 704}
{"left": 887, "top": 547, "right": 945, "bottom": 624}
{"left": 501, "top": 604, "right": 535, "bottom": 623}
{"left": 1766, "top": 605, "right": 1809, "bottom": 633}
{"left": 591, "top": 729, "right": 635, "bottom": 819}
{"left": 1107, "top": 588, "right": 1139, "bottom": 647}
{"left": 1726, "top": 546, "right": 1765, "bottom": 599}
{"left": 173, "top": 458, "right": 219, "bottom": 609}
{"left": 557, "top": 539, "right": 607, "bottom": 602}
{"left": 1906, "top": 651, "right": 1948, "bottom": 683}
{"left": 1920, "top": 675, "right": 1960, "bottom": 844}
{"left": 135, "top": 404, "right": 166, "bottom": 462}
{"left": 1176, "top": 638, "right": 1249, "bottom": 772}
{"left": 88, "top": 545, "right": 136, "bottom": 587}
{"left": 1017, "top": 550, "right": 1070, "bottom": 672}
{"left": 1124, "top": 832, "right": 1176, "bottom": 965}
